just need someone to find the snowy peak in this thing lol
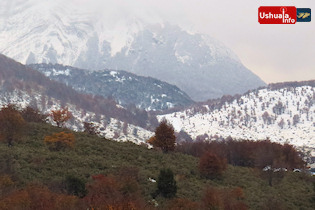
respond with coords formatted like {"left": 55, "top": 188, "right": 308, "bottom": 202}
{"left": 0, "top": 1, "right": 265, "bottom": 101}
{"left": 94, "top": 23, "right": 265, "bottom": 101}
{"left": 0, "top": 0, "right": 96, "bottom": 65}
{"left": 0, "top": 0, "right": 146, "bottom": 65}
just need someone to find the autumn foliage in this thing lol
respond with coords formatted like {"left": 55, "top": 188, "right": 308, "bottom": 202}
{"left": 84, "top": 174, "right": 147, "bottom": 210}
{"left": 202, "top": 186, "right": 248, "bottom": 210}
{"left": 199, "top": 152, "right": 227, "bottom": 179}
{"left": 147, "top": 136, "right": 157, "bottom": 146}
{"left": 44, "top": 132, "right": 75, "bottom": 151}
{"left": 51, "top": 107, "right": 72, "bottom": 128}
{"left": 0, "top": 105, "right": 26, "bottom": 146}
{"left": 0, "top": 185, "right": 78, "bottom": 210}
{"left": 148, "top": 119, "right": 176, "bottom": 153}
{"left": 177, "top": 139, "right": 305, "bottom": 170}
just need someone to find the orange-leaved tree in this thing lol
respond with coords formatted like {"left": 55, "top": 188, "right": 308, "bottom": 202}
{"left": 199, "top": 152, "right": 227, "bottom": 179}
{"left": 148, "top": 119, "right": 176, "bottom": 153}
{"left": 51, "top": 107, "right": 72, "bottom": 128}
{"left": 44, "top": 132, "right": 75, "bottom": 151}
{"left": 147, "top": 136, "right": 157, "bottom": 146}
{"left": 0, "top": 104, "right": 26, "bottom": 146}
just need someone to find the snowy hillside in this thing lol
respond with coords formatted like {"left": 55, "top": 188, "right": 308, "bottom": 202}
{"left": 28, "top": 63, "right": 194, "bottom": 111}
{"left": 0, "top": 54, "right": 154, "bottom": 144}
{"left": 0, "top": 90, "right": 153, "bottom": 144}
{"left": 0, "top": 0, "right": 265, "bottom": 101}
{"left": 159, "top": 84, "right": 315, "bottom": 149}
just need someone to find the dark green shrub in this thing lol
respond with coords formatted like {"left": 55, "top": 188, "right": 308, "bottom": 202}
{"left": 157, "top": 168, "right": 177, "bottom": 198}
{"left": 65, "top": 175, "right": 87, "bottom": 198}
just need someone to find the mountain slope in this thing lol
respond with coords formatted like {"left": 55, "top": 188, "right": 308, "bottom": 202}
{"left": 0, "top": 54, "right": 154, "bottom": 143}
{"left": 0, "top": 122, "right": 314, "bottom": 210}
{"left": 0, "top": 1, "right": 265, "bottom": 101}
{"left": 159, "top": 81, "right": 315, "bottom": 150}
{"left": 102, "top": 24, "right": 266, "bottom": 101}
{"left": 28, "top": 63, "right": 194, "bottom": 111}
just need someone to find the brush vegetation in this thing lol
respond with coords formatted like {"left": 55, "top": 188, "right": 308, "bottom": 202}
{"left": 0, "top": 121, "right": 314, "bottom": 209}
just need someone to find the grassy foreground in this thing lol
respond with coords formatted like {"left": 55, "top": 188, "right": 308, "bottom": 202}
{"left": 0, "top": 122, "right": 314, "bottom": 209}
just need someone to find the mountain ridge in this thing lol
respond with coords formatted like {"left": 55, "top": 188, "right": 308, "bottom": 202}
{"left": 28, "top": 63, "right": 194, "bottom": 111}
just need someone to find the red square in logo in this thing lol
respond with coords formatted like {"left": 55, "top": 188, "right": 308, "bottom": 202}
{"left": 259, "top": 6, "right": 297, "bottom": 24}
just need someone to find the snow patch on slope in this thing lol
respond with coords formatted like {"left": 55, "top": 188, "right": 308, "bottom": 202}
{"left": 0, "top": 89, "right": 153, "bottom": 144}
{"left": 159, "top": 86, "right": 315, "bottom": 149}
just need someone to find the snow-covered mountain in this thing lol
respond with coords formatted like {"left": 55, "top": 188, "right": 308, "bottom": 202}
{"left": 28, "top": 63, "right": 194, "bottom": 111}
{"left": 0, "top": 54, "right": 154, "bottom": 144}
{"left": 159, "top": 81, "right": 315, "bottom": 150}
{"left": 0, "top": 0, "right": 265, "bottom": 101}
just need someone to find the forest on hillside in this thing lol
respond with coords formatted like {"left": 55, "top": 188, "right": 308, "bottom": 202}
{"left": 0, "top": 104, "right": 314, "bottom": 209}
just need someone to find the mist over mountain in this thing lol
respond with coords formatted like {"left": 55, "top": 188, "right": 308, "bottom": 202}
{"left": 0, "top": 0, "right": 265, "bottom": 101}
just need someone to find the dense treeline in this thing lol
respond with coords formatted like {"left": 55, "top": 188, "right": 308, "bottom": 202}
{"left": 177, "top": 138, "right": 305, "bottom": 170}
{"left": 177, "top": 138, "right": 308, "bottom": 187}
{"left": 268, "top": 80, "right": 315, "bottom": 90}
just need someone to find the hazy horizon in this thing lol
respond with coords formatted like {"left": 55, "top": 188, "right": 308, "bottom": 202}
{"left": 1, "top": 0, "right": 315, "bottom": 83}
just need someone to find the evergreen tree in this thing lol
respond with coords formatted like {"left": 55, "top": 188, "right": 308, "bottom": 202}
{"left": 157, "top": 168, "right": 177, "bottom": 198}
{"left": 65, "top": 175, "right": 87, "bottom": 198}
